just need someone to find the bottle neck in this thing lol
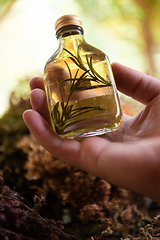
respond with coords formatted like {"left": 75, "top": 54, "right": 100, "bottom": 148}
{"left": 56, "top": 25, "right": 84, "bottom": 39}
{"left": 56, "top": 25, "right": 85, "bottom": 51}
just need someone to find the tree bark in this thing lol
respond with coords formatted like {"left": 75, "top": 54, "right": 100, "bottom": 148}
{"left": 134, "top": 0, "right": 156, "bottom": 76}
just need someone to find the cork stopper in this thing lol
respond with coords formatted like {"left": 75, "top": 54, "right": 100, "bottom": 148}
{"left": 55, "top": 14, "right": 83, "bottom": 33}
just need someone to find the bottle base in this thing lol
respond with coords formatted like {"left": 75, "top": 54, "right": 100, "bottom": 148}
{"left": 59, "top": 122, "right": 121, "bottom": 140}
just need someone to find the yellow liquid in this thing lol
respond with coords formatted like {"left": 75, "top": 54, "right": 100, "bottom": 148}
{"left": 44, "top": 53, "right": 122, "bottom": 139}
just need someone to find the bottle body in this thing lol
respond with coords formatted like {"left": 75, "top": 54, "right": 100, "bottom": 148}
{"left": 44, "top": 34, "right": 122, "bottom": 139}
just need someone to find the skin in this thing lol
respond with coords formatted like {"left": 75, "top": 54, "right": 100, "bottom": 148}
{"left": 23, "top": 62, "right": 160, "bottom": 200}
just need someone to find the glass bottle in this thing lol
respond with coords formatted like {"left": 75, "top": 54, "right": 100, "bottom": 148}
{"left": 44, "top": 14, "right": 122, "bottom": 139}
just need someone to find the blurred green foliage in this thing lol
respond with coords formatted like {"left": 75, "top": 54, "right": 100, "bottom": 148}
{"left": 75, "top": 0, "right": 160, "bottom": 77}
{"left": 0, "top": 0, "right": 17, "bottom": 20}
{"left": 0, "top": 0, "right": 16, "bottom": 8}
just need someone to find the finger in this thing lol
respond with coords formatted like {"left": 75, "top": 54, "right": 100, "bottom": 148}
{"left": 22, "top": 109, "right": 81, "bottom": 162}
{"left": 23, "top": 110, "right": 160, "bottom": 200}
{"left": 112, "top": 62, "right": 160, "bottom": 105}
{"left": 30, "top": 77, "right": 45, "bottom": 91}
{"left": 30, "top": 88, "right": 51, "bottom": 125}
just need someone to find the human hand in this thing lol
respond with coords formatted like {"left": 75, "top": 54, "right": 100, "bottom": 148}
{"left": 23, "top": 63, "right": 160, "bottom": 200}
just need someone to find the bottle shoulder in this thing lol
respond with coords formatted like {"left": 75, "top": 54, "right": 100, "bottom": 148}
{"left": 45, "top": 39, "right": 108, "bottom": 67}
{"left": 80, "top": 41, "right": 105, "bottom": 56}
{"left": 45, "top": 47, "right": 62, "bottom": 66}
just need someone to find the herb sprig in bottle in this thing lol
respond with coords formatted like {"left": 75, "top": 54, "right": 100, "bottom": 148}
{"left": 44, "top": 14, "right": 122, "bottom": 139}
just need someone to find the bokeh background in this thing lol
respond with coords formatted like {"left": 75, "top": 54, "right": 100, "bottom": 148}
{"left": 1, "top": 1, "right": 160, "bottom": 239}
{"left": 0, "top": 0, "right": 160, "bottom": 116}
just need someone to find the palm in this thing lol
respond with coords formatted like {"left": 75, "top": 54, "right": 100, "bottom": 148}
{"left": 23, "top": 63, "right": 160, "bottom": 200}
{"left": 106, "top": 95, "right": 160, "bottom": 142}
